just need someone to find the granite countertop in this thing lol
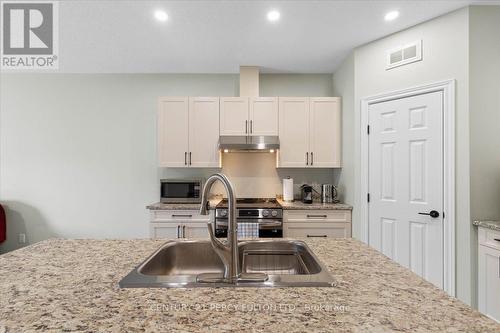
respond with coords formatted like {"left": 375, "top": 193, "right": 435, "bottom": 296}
{"left": 148, "top": 199, "right": 353, "bottom": 211}
{"left": 147, "top": 198, "right": 222, "bottom": 211}
{"left": 1, "top": 238, "right": 498, "bottom": 332}
{"left": 277, "top": 198, "right": 353, "bottom": 210}
{"left": 473, "top": 220, "right": 500, "bottom": 232}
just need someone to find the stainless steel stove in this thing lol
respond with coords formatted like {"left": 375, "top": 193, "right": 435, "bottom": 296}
{"left": 215, "top": 198, "right": 283, "bottom": 238}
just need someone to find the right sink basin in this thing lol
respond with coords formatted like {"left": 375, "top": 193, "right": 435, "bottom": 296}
{"left": 119, "top": 239, "right": 336, "bottom": 288}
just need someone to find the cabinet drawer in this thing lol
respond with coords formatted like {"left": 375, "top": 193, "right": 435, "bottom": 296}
{"left": 284, "top": 210, "right": 351, "bottom": 223}
{"left": 284, "top": 222, "right": 351, "bottom": 238}
{"left": 151, "top": 210, "right": 212, "bottom": 223}
{"left": 479, "top": 227, "right": 500, "bottom": 251}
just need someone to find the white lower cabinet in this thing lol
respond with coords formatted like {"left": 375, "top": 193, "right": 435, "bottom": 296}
{"left": 149, "top": 210, "right": 212, "bottom": 239}
{"left": 478, "top": 227, "right": 500, "bottom": 322}
{"left": 283, "top": 209, "right": 352, "bottom": 238}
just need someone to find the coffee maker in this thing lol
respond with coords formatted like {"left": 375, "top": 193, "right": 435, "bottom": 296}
{"left": 300, "top": 184, "right": 314, "bottom": 204}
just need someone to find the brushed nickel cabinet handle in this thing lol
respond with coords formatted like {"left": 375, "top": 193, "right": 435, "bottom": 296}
{"left": 184, "top": 152, "right": 187, "bottom": 165}
{"left": 182, "top": 225, "right": 186, "bottom": 238}
{"left": 494, "top": 238, "right": 500, "bottom": 242}
{"left": 245, "top": 120, "right": 248, "bottom": 134}
{"left": 189, "top": 152, "right": 192, "bottom": 165}
{"left": 172, "top": 214, "right": 193, "bottom": 218}
{"left": 307, "top": 235, "right": 327, "bottom": 238}
{"left": 250, "top": 120, "right": 253, "bottom": 133}
{"left": 306, "top": 152, "right": 309, "bottom": 165}
{"left": 307, "top": 214, "right": 328, "bottom": 218}
{"left": 176, "top": 225, "right": 180, "bottom": 238}
{"left": 311, "top": 152, "right": 314, "bottom": 165}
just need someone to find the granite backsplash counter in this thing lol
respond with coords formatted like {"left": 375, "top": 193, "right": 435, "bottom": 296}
{"left": 147, "top": 199, "right": 352, "bottom": 211}
{"left": 473, "top": 220, "right": 500, "bottom": 232}
{"left": 277, "top": 199, "right": 353, "bottom": 210}
{"left": 0, "top": 238, "right": 498, "bottom": 332}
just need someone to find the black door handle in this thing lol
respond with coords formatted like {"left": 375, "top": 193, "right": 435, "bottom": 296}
{"left": 418, "top": 210, "right": 440, "bottom": 218}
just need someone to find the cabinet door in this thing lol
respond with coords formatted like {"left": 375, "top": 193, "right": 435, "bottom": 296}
{"left": 309, "top": 97, "right": 341, "bottom": 167}
{"left": 150, "top": 222, "right": 181, "bottom": 239}
{"left": 249, "top": 97, "right": 278, "bottom": 136}
{"left": 278, "top": 97, "right": 310, "bottom": 167}
{"left": 478, "top": 245, "right": 500, "bottom": 322}
{"left": 183, "top": 223, "right": 210, "bottom": 239}
{"left": 220, "top": 97, "right": 249, "bottom": 136}
{"left": 189, "top": 97, "right": 220, "bottom": 167}
{"left": 158, "top": 97, "right": 189, "bottom": 167}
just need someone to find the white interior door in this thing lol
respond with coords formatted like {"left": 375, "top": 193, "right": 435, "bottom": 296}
{"left": 188, "top": 97, "right": 220, "bottom": 167}
{"left": 309, "top": 97, "right": 341, "bottom": 167}
{"left": 220, "top": 97, "right": 249, "bottom": 136}
{"left": 368, "top": 91, "right": 444, "bottom": 289}
{"left": 278, "top": 97, "right": 310, "bottom": 167}
{"left": 249, "top": 97, "right": 278, "bottom": 136}
{"left": 158, "top": 97, "right": 189, "bottom": 167}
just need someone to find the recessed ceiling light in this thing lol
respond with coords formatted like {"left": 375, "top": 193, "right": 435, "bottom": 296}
{"left": 267, "top": 10, "right": 280, "bottom": 22}
{"left": 154, "top": 10, "right": 168, "bottom": 22}
{"left": 384, "top": 10, "right": 399, "bottom": 21}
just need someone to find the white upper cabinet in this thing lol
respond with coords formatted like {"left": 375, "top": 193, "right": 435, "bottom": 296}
{"left": 158, "top": 97, "right": 189, "bottom": 167}
{"left": 278, "top": 97, "right": 341, "bottom": 168}
{"left": 278, "top": 97, "right": 310, "bottom": 167}
{"left": 220, "top": 97, "right": 249, "bottom": 136}
{"left": 249, "top": 97, "right": 278, "bottom": 136}
{"left": 158, "top": 97, "right": 220, "bottom": 168}
{"left": 220, "top": 97, "right": 279, "bottom": 136}
{"left": 309, "top": 97, "right": 341, "bottom": 167}
{"left": 189, "top": 97, "right": 220, "bottom": 167}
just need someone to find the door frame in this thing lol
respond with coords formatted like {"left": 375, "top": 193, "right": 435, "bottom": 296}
{"left": 359, "top": 79, "right": 456, "bottom": 296}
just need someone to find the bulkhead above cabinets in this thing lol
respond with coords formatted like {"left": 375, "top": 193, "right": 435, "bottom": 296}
{"left": 157, "top": 96, "right": 341, "bottom": 168}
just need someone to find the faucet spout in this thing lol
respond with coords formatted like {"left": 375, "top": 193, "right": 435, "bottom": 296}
{"left": 199, "top": 173, "right": 239, "bottom": 283}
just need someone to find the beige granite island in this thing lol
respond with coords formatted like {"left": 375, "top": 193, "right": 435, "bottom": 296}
{"left": 0, "top": 238, "right": 498, "bottom": 332}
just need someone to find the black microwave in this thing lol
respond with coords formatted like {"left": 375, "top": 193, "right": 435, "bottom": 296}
{"left": 160, "top": 179, "right": 203, "bottom": 203}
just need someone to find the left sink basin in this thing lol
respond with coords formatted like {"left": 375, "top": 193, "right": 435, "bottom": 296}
{"left": 139, "top": 240, "right": 224, "bottom": 276}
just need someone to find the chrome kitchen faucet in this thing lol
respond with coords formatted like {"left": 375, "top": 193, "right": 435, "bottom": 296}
{"left": 198, "top": 173, "right": 267, "bottom": 284}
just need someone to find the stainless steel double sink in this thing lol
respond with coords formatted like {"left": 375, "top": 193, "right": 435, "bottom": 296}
{"left": 119, "top": 240, "right": 335, "bottom": 288}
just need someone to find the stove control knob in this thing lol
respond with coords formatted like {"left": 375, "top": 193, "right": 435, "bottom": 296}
{"left": 262, "top": 210, "right": 269, "bottom": 217}
{"left": 220, "top": 210, "right": 227, "bottom": 217}
{"left": 271, "top": 210, "right": 278, "bottom": 217}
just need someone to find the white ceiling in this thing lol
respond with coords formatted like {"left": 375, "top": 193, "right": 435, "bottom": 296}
{"left": 58, "top": 0, "right": 497, "bottom": 73}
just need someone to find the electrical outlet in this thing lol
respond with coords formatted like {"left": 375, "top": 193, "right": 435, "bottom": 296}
{"left": 18, "top": 233, "right": 26, "bottom": 244}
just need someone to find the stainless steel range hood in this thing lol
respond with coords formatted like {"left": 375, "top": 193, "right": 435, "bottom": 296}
{"left": 218, "top": 136, "right": 279, "bottom": 152}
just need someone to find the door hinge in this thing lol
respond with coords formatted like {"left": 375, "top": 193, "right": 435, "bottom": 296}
{"left": 367, "top": 193, "right": 370, "bottom": 202}
{"left": 367, "top": 125, "right": 370, "bottom": 135}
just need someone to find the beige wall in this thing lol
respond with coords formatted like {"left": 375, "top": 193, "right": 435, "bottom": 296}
{"left": 332, "top": 54, "right": 355, "bottom": 211}
{"left": 0, "top": 73, "right": 334, "bottom": 253}
{"left": 340, "top": 8, "right": 472, "bottom": 304}
{"left": 469, "top": 5, "right": 500, "bottom": 308}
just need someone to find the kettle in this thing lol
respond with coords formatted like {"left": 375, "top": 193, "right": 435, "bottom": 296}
{"left": 321, "top": 184, "right": 337, "bottom": 203}
{"left": 300, "top": 184, "right": 314, "bottom": 204}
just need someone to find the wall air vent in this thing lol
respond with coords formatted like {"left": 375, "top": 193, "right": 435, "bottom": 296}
{"left": 386, "top": 40, "right": 422, "bottom": 70}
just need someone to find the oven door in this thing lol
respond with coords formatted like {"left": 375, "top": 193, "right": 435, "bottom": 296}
{"left": 215, "top": 219, "right": 283, "bottom": 238}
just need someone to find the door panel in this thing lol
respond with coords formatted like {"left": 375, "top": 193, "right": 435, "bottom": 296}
{"left": 309, "top": 98, "right": 341, "bottom": 167}
{"left": 278, "top": 97, "right": 309, "bottom": 167}
{"left": 368, "top": 91, "right": 444, "bottom": 289}
{"left": 220, "top": 97, "right": 249, "bottom": 136}
{"left": 158, "top": 97, "right": 189, "bottom": 167}
{"left": 188, "top": 97, "right": 220, "bottom": 167}
{"left": 249, "top": 97, "right": 278, "bottom": 136}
